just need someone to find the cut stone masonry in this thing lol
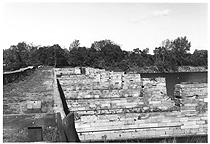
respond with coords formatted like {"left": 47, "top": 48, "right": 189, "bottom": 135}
{"left": 55, "top": 67, "right": 208, "bottom": 142}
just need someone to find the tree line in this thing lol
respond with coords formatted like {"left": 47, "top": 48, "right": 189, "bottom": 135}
{"left": 3, "top": 36, "right": 208, "bottom": 73}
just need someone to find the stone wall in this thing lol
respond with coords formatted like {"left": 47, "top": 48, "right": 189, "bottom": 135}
{"left": 55, "top": 67, "right": 208, "bottom": 142}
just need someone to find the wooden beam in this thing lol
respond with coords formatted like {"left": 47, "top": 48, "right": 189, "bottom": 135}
{"left": 56, "top": 113, "right": 67, "bottom": 142}
{"left": 62, "top": 112, "right": 80, "bottom": 142}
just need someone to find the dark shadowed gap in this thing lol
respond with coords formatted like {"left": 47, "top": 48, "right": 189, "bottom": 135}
{"left": 28, "top": 127, "right": 43, "bottom": 142}
{"left": 56, "top": 79, "right": 70, "bottom": 115}
{"left": 140, "top": 72, "right": 207, "bottom": 97}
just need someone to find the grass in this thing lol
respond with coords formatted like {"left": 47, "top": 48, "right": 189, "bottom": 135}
{"left": 3, "top": 66, "right": 54, "bottom": 114}
{"left": 159, "top": 135, "right": 208, "bottom": 143}
{"left": 3, "top": 66, "right": 59, "bottom": 142}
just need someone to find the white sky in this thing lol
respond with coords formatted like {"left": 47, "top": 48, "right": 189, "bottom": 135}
{"left": 1, "top": 1, "right": 208, "bottom": 54}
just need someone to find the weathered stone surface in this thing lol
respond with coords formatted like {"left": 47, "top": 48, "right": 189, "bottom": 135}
{"left": 55, "top": 67, "right": 208, "bottom": 142}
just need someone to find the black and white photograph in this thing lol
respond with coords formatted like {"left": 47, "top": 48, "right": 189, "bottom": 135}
{"left": 2, "top": 0, "right": 208, "bottom": 142}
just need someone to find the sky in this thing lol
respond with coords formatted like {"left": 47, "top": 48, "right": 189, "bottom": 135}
{"left": 1, "top": 1, "right": 208, "bottom": 54}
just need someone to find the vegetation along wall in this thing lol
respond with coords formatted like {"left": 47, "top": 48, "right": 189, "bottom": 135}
{"left": 55, "top": 67, "right": 208, "bottom": 142}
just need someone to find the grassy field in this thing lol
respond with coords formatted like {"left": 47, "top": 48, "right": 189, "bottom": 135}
{"left": 3, "top": 66, "right": 54, "bottom": 114}
{"left": 3, "top": 66, "right": 59, "bottom": 142}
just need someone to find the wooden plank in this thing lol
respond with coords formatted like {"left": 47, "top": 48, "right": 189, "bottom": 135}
{"left": 56, "top": 113, "right": 67, "bottom": 142}
{"left": 62, "top": 112, "right": 80, "bottom": 142}
{"left": 3, "top": 113, "right": 57, "bottom": 130}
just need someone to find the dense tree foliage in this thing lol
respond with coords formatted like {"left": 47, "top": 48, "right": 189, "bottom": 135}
{"left": 3, "top": 37, "right": 208, "bottom": 72}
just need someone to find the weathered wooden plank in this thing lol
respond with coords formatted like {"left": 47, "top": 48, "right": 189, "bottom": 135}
{"left": 56, "top": 113, "right": 67, "bottom": 142}
{"left": 62, "top": 112, "right": 80, "bottom": 142}
{"left": 3, "top": 113, "right": 57, "bottom": 130}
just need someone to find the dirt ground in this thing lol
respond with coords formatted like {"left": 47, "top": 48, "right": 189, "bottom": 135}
{"left": 3, "top": 66, "right": 59, "bottom": 142}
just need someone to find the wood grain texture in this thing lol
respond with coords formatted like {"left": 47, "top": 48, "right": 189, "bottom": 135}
{"left": 62, "top": 112, "right": 80, "bottom": 142}
{"left": 56, "top": 113, "right": 67, "bottom": 142}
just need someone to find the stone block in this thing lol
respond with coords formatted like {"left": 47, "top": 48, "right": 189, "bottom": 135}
{"left": 165, "top": 129, "right": 174, "bottom": 135}
{"left": 182, "top": 121, "right": 197, "bottom": 126}
{"left": 204, "top": 98, "right": 208, "bottom": 102}
{"left": 26, "top": 101, "right": 42, "bottom": 113}
{"left": 173, "top": 128, "right": 184, "bottom": 134}
{"left": 179, "top": 117, "right": 188, "bottom": 122}
{"left": 196, "top": 120, "right": 206, "bottom": 124}
{"left": 188, "top": 117, "right": 200, "bottom": 121}
{"left": 145, "top": 130, "right": 156, "bottom": 136}
{"left": 201, "top": 116, "right": 208, "bottom": 120}
{"left": 149, "top": 101, "right": 161, "bottom": 104}
{"left": 167, "top": 122, "right": 182, "bottom": 127}
{"left": 80, "top": 115, "right": 97, "bottom": 122}
{"left": 181, "top": 124, "right": 199, "bottom": 129}
{"left": 136, "top": 120, "right": 146, "bottom": 124}
{"left": 139, "top": 123, "right": 159, "bottom": 128}
{"left": 145, "top": 118, "right": 162, "bottom": 123}
{"left": 183, "top": 128, "right": 191, "bottom": 134}
{"left": 155, "top": 130, "right": 166, "bottom": 136}
{"left": 131, "top": 130, "right": 146, "bottom": 138}
{"left": 190, "top": 128, "right": 199, "bottom": 134}
{"left": 162, "top": 118, "right": 172, "bottom": 123}
{"left": 197, "top": 132, "right": 207, "bottom": 135}
{"left": 78, "top": 134, "right": 85, "bottom": 141}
